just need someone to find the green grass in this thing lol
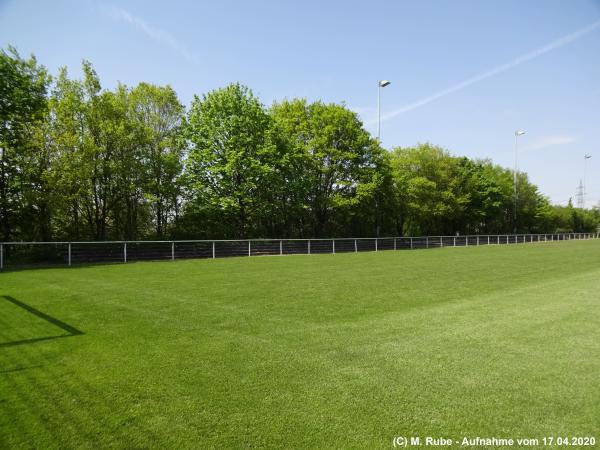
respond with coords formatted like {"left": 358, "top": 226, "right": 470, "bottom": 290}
{"left": 1, "top": 240, "right": 599, "bottom": 449}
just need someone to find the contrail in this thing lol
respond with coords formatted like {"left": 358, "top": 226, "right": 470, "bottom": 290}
{"left": 376, "top": 18, "right": 600, "bottom": 123}
{"left": 103, "top": 5, "right": 197, "bottom": 65}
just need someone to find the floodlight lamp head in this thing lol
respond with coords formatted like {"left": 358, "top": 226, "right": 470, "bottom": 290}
{"left": 515, "top": 130, "right": 526, "bottom": 136}
{"left": 584, "top": 154, "right": 592, "bottom": 159}
{"left": 379, "top": 80, "right": 391, "bottom": 88}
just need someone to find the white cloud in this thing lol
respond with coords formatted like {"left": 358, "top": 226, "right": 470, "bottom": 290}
{"left": 103, "top": 5, "right": 197, "bottom": 65}
{"left": 523, "top": 135, "right": 576, "bottom": 152}
{"left": 372, "top": 18, "right": 600, "bottom": 125}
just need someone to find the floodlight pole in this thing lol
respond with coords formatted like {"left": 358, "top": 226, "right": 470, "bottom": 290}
{"left": 513, "top": 130, "right": 525, "bottom": 233}
{"left": 378, "top": 85, "right": 381, "bottom": 141}
{"left": 377, "top": 80, "right": 390, "bottom": 141}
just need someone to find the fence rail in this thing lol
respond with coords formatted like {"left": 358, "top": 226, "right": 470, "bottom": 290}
{"left": 1, "top": 233, "right": 598, "bottom": 270}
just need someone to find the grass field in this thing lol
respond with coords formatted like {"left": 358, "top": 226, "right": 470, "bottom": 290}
{"left": 1, "top": 240, "right": 599, "bottom": 449}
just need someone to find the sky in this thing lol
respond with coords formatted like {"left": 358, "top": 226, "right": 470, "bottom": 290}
{"left": 1, "top": 0, "right": 599, "bottom": 206}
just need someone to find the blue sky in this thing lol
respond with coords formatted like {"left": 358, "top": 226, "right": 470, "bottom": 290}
{"left": 1, "top": 0, "right": 599, "bottom": 206}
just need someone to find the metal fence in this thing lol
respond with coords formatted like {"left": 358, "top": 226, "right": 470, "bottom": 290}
{"left": 0, "top": 233, "right": 598, "bottom": 270}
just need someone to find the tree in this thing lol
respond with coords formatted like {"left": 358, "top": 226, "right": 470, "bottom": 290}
{"left": 48, "top": 63, "right": 137, "bottom": 240}
{"left": 271, "top": 99, "right": 383, "bottom": 237}
{"left": 514, "top": 171, "right": 542, "bottom": 232}
{"left": 46, "top": 66, "right": 88, "bottom": 239}
{"left": 129, "top": 83, "right": 184, "bottom": 238}
{"left": 0, "top": 46, "right": 50, "bottom": 241}
{"left": 2, "top": 46, "right": 594, "bottom": 242}
{"left": 184, "top": 83, "right": 275, "bottom": 238}
{"left": 70, "top": 61, "right": 115, "bottom": 240}
{"left": 455, "top": 158, "right": 505, "bottom": 234}
{"left": 389, "top": 144, "right": 468, "bottom": 235}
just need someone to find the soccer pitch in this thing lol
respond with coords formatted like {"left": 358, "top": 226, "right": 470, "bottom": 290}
{"left": 1, "top": 240, "right": 599, "bottom": 448}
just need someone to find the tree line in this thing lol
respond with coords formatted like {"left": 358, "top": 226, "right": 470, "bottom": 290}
{"left": 1, "top": 47, "right": 598, "bottom": 242}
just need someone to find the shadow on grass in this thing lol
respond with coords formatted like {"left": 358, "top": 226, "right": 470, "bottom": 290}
{"left": 0, "top": 261, "right": 127, "bottom": 274}
{"left": 0, "top": 295, "right": 83, "bottom": 348}
{"left": 0, "top": 364, "right": 43, "bottom": 374}
{"left": 0, "top": 258, "right": 187, "bottom": 274}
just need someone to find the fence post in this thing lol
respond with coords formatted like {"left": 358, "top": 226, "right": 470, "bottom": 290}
{"left": 280, "top": 240, "right": 283, "bottom": 256}
{"left": 410, "top": 237, "right": 413, "bottom": 249}
{"left": 487, "top": 236, "right": 490, "bottom": 245}
{"left": 477, "top": 236, "right": 480, "bottom": 246}
{"left": 426, "top": 237, "right": 429, "bottom": 249}
{"left": 308, "top": 240, "right": 311, "bottom": 255}
{"left": 333, "top": 239, "right": 336, "bottom": 254}
{"left": 212, "top": 241, "right": 215, "bottom": 259}
{"left": 68, "top": 243, "right": 72, "bottom": 266}
{"left": 453, "top": 236, "right": 456, "bottom": 247}
{"left": 0, "top": 243, "right": 3, "bottom": 270}
{"left": 394, "top": 238, "right": 397, "bottom": 251}
{"left": 354, "top": 239, "right": 357, "bottom": 253}
{"left": 375, "top": 239, "right": 378, "bottom": 252}
{"left": 466, "top": 236, "right": 469, "bottom": 247}
{"left": 440, "top": 236, "right": 443, "bottom": 248}
{"left": 124, "top": 242, "right": 127, "bottom": 263}
{"left": 171, "top": 242, "right": 175, "bottom": 261}
{"left": 248, "top": 240, "right": 251, "bottom": 257}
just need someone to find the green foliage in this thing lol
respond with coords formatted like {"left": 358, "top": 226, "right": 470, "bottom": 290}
{"left": 44, "top": 63, "right": 185, "bottom": 240}
{"left": 184, "top": 83, "right": 275, "bottom": 238}
{"left": 270, "top": 99, "right": 385, "bottom": 237}
{"left": 128, "top": 83, "right": 184, "bottom": 237}
{"left": 0, "top": 46, "right": 51, "bottom": 241}
{"left": 389, "top": 144, "right": 467, "bottom": 235}
{"left": 2, "top": 45, "right": 599, "bottom": 241}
